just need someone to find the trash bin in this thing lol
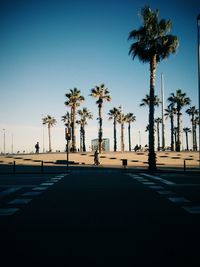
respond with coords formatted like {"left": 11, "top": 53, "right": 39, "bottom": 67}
{"left": 122, "top": 159, "right": 127, "bottom": 168}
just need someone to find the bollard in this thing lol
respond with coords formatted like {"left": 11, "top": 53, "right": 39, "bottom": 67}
{"left": 13, "top": 160, "right": 16, "bottom": 174}
{"left": 184, "top": 160, "right": 186, "bottom": 172}
{"left": 41, "top": 160, "right": 44, "bottom": 173}
{"left": 122, "top": 159, "right": 128, "bottom": 169}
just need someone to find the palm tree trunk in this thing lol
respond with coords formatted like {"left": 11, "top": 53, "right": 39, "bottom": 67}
{"left": 128, "top": 123, "right": 131, "bottom": 152}
{"left": 48, "top": 125, "right": 51, "bottom": 152}
{"left": 148, "top": 56, "right": 157, "bottom": 170}
{"left": 194, "top": 123, "right": 197, "bottom": 151}
{"left": 98, "top": 105, "right": 103, "bottom": 153}
{"left": 157, "top": 122, "right": 160, "bottom": 151}
{"left": 121, "top": 122, "right": 124, "bottom": 152}
{"left": 80, "top": 124, "right": 83, "bottom": 152}
{"left": 192, "top": 117, "right": 196, "bottom": 151}
{"left": 185, "top": 132, "right": 189, "bottom": 151}
{"left": 170, "top": 114, "right": 174, "bottom": 151}
{"left": 83, "top": 123, "right": 86, "bottom": 152}
{"left": 176, "top": 111, "right": 181, "bottom": 152}
{"left": 113, "top": 119, "right": 117, "bottom": 152}
{"left": 72, "top": 105, "right": 77, "bottom": 152}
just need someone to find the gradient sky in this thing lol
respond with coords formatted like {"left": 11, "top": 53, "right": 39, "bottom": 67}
{"left": 0, "top": 0, "right": 200, "bottom": 153}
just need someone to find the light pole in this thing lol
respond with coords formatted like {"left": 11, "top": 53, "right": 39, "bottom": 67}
{"left": 161, "top": 73, "right": 165, "bottom": 150}
{"left": 197, "top": 14, "right": 200, "bottom": 167}
{"left": 11, "top": 133, "right": 14, "bottom": 154}
{"left": 41, "top": 114, "right": 45, "bottom": 153}
{"left": 3, "top": 129, "right": 5, "bottom": 154}
{"left": 138, "top": 131, "right": 141, "bottom": 147}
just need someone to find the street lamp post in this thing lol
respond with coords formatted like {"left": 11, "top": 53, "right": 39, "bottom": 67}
{"left": 197, "top": 14, "right": 200, "bottom": 167}
{"left": 138, "top": 131, "right": 141, "bottom": 147}
{"left": 3, "top": 129, "right": 5, "bottom": 154}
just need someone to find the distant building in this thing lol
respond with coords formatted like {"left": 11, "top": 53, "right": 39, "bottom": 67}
{"left": 91, "top": 138, "right": 110, "bottom": 152}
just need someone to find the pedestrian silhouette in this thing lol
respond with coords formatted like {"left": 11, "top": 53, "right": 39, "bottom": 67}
{"left": 35, "top": 142, "right": 40, "bottom": 153}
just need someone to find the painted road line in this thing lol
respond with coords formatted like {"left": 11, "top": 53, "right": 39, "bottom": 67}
{"left": 148, "top": 186, "right": 164, "bottom": 190}
{"left": 170, "top": 184, "right": 200, "bottom": 187}
{"left": 168, "top": 197, "right": 190, "bottom": 203}
{"left": 0, "top": 208, "right": 19, "bottom": 216}
{"left": 141, "top": 173, "right": 175, "bottom": 185}
{"left": 142, "top": 182, "right": 155, "bottom": 185}
{"left": 0, "top": 185, "right": 36, "bottom": 188}
{"left": 32, "top": 187, "right": 48, "bottom": 191}
{"left": 156, "top": 190, "right": 176, "bottom": 195}
{"left": 21, "top": 192, "right": 42, "bottom": 196}
{"left": 182, "top": 206, "right": 200, "bottom": 214}
{"left": 8, "top": 198, "right": 32, "bottom": 205}
{"left": 40, "top": 182, "right": 54, "bottom": 186}
{"left": 0, "top": 187, "right": 21, "bottom": 198}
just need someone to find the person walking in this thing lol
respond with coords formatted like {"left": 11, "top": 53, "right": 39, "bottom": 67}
{"left": 35, "top": 142, "right": 40, "bottom": 153}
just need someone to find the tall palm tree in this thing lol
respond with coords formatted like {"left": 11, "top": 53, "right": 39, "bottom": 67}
{"left": 186, "top": 106, "right": 199, "bottom": 151}
{"left": 164, "top": 103, "right": 176, "bottom": 151}
{"left": 90, "top": 84, "right": 111, "bottom": 153}
{"left": 65, "top": 88, "right": 85, "bottom": 152}
{"left": 42, "top": 115, "right": 57, "bottom": 152}
{"left": 77, "top": 108, "right": 93, "bottom": 152}
{"left": 128, "top": 6, "right": 179, "bottom": 170}
{"left": 140, "top": 94, "right": 160, "bottom": 107}
{"left": 108, "top": 107, "right": 120, "bottom": 152}
{"left": 125, "top": 113, "right": 136, "bottom": 151}
{"left": 173, "top": 127, "right": 178, "bottom": 147}
{"left": 154, "top": 117, "right": 162, "bottom": 151}
{"left": 183, "top": 127, "right": 191, "bottom": 151}
{"left": 168, "top": 89, "right": 191, "bottom": 151}
{"left": 194, "top": 116, "right": 199, "bottom": 151}
{"left": 117, "top": 106, "right": 127, "bottom": 152}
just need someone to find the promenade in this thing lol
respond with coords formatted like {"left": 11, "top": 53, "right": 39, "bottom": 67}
{"left": 0, "top": 151, "right": 199, "bottom": 170}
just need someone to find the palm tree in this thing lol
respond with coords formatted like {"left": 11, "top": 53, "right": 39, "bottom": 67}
{"left": 77, "top": 108, "right": 93, "bottom": 152}
{"left": 183, "top": 127, "right": 191, "bottom": 151}
{"left": 186, "top": 106, "right": 199, "bottom": 151}
{"left": 117, "top": 106, "right": 127, "bottom": 152}
{"left": 173, "top": 127, "right": 178, "bottom": 147}
{"left": 154, "top": 117, "right": 162, "bottom": 151}
{"left": 194, "top": 116, "right": 199, "bottom": 151}
{"left": 168, "top": 90, "right": 191, "bottom": 151}
{"left": 108, "top": 107, "right": 120, "bottom": 152}
{"left": 128, "top": 6, "right": 179, "bottom": 170}
{"left": 140, "top": 94, "right": 160, "bottom": 107}
{"left": 125, "top": 113, "right": 136, "bottom": 151}
{"left": 42, "top": 115, "right": 57, "bottom": 152}
{"left": 65, "top": 88, "right": 85, "bottom": 152}
{"left": 90, "top": 84, "right": 111, "bottom": 153}
{"left": 164, "top": 103, "right": 176, "bottom": 151}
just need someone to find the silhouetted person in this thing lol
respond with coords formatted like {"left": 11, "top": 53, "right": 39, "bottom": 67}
{"left": 35, "top": 142, "right": 40, "bottom": 153}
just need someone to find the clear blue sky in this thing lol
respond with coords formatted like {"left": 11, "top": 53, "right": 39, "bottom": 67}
{"left": 0, "top": 0, "right": 199, "bottom": 153}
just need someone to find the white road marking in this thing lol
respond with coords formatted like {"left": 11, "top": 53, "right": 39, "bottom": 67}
{"left": 8, "top": 198, "right": 32, "bottom": 205}
{"left": 32, "top": 187, "right": 48, "bottom": 191}
{"left": 0, "top": 208, "right": 19, "bottom": 216}
{"left": 142, "top": 182, "right": 155, "bottom": 185}
{"left": 156, "top": 190, "right": 176, "bottom": 195}
{"left": 168, "top": 197, "right": 190, "bottom": 203}
{"left": 0, "top": 187, "right": 21, "bottom": 198}
{"left": 21, "top": 192, "right": 42, "bottom": 196}
{"left": 148, "top": 186, "right": 164, "bottom": 189}
{"left": 141, "top": 173, "right": 175, "bottom": 185}
{"left": 40, "top": 182, "right": 54, "bottom": 186}
{"left": 182, "top": 206, "right": 200, "bottom": 214}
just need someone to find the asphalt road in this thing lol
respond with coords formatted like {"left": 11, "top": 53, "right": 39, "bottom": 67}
{"left": 0, "top": 168, "right": 200, "bottom": 266}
